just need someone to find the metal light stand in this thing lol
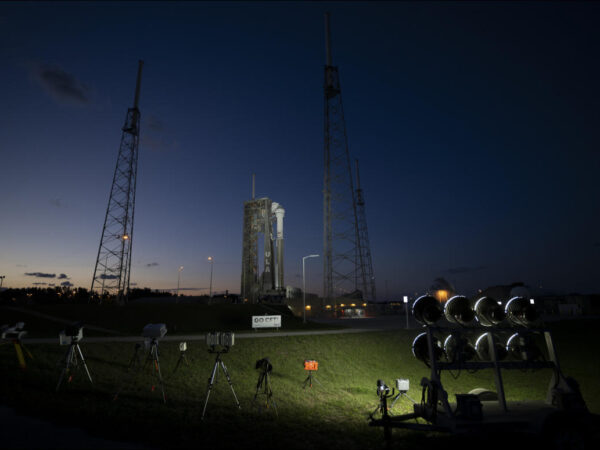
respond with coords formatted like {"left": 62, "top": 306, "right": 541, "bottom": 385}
{"left": 56, "top": 335, "right": 93, "bottom": 391}
{"left": 114, "top": 338, "right": 166, "bottom": 403}
{"left": 201, "top": 347, "right": 241, "bottom": 420}
{"left": 303, "top": 369, "right": 322, "bottom": 389}
{"left": 253, "top": 366, "right": 277, "bottom": 416}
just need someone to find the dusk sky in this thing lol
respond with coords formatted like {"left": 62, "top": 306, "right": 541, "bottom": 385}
{"left": 1, "top": 2, "right": 599, "bottom": 298}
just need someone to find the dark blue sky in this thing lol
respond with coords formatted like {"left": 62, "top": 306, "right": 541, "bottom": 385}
{"left": 1, "top": 2, "right": 599, "bottom": 298}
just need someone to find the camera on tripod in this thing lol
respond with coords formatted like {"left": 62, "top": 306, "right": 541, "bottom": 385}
{"left": 377, "top": 379, "right": 391, "bottom": 396}
{"left": 59, "top": 322, "right": 84, "bottom": 346}
{"left": 255, "top": 357, "right": 273, "bottom": 374}
{"left": 142, "top": 323, "right": 167, "bottom": 339}
{"left": 206, "top": 331, "right": 235, "bottom": 351}
{"left": 1, "top": 322, "right": 26, "bottom": 340}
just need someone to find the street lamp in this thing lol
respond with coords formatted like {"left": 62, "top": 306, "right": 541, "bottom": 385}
{"left": 302, "top": 254, "right": 319, "bottom": 324}
{"left": 403, "top": 295, "right": 409, "bottom": 329}
{"left": 176, "top": 266, "right": 184, "bottom": 299}
{"left": 0, "top": 275, "right": 5, "bottom": 289}
{"left": 208, "top": 257, "right": 213, "bottom": 298}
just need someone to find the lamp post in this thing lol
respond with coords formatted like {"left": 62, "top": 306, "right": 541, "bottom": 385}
{"left": 208, "top": 257, "right": 213, "bottom": 298}
{"left": 302, "top": 254, "right": 319, "bottom": 324}
{"left": 0, "top": 275, "right": 5, "bottom": 289}
{"left": 176, "top": 266, "right": 184, "bottom": 299}
{"left": 403, "top": 295, "right": 409, "bottom": 329}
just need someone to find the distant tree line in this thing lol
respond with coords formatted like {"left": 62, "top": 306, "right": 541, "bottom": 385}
{"left": 0, "top": 286, "right": 174, "bottom": 306}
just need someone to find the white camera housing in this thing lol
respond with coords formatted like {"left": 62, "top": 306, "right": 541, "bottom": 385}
{"left": 59, "top": 328, "right": 83, "bottom": 346}
{"left": 142, "top": 323, "right": 167, "bottom": 339}
{"left": 396, "top": 378, "right": 410, "bottom": 393}
{"left": 179, "top": 342, "right": 187, "bottom": 352}
{"left": 1, "top": 322, "right": 27, "bottom": 340}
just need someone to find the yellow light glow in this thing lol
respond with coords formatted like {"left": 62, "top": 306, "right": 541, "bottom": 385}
{"left": 340, "top": 303, "right": 345, "bottom": 307}
{"left": 351, "top": 303, "right": 356, "bottom": 307}
{"left": 325, "top": 305, "right": 332, "bottom": 309}
{"left": 305, "top": 305, "right": 311, "bottom": 310}
{"left": 208, "top": 256, "right": 213, "bottom": 261}
{"left": 122, "top": 235, "right": 129, "bottom": 240}
{"left": 436, "top": 290, "right": 448, "bottom": 302}
{"left": 362, "top": 303, "right": 367, "bottom": 307}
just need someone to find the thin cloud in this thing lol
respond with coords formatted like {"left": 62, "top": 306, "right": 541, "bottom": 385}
{"left": 58, "top": 273, "right": 69, "bottom": 279}
{"left": 61, "top": 281, "right": 74, "bottom": 287}
{"left": 100, "top": 274, "right": 119, "bottom": 280}
{"left": 25, "top": 272, "right": 55, "bottom": 278}
{"left": 32, "top": 282, "right": 48, "bottom": 286}
{"left": 145, "top": 262, "right": 159, "bottom": 267}
{"left": 32, "top": 63, "right": 90, "bottom": 105}
{"left": 444, "top": 266, "right": 487, "bottom": 275}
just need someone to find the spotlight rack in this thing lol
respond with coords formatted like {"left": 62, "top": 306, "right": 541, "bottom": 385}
{"left": 370, "top": 299, "right": 596, "bottom": 445}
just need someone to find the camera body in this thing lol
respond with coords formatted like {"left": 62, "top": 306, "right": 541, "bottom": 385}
{"left": 255, "top": 357, "right": 273, "bottom": 373}
{"left": 179, "top": 342, "right": 187, "bottom": 352}
{"left": 1, "top": 322, "right": 26, "bottom": 340}
{"left": 376, "top": 379, "right": 390, "bottom": 396}
{"left": 206, "top": 331, "right": 235, "bottom": 349}
{"left": 304, "top": 360, "right": 318, "bottom": 371}
{"left": 142, "top": 323, "right": 167, "bottom": 339}
{"left": 59, "top": 322, "right": 84, "bottom": 346}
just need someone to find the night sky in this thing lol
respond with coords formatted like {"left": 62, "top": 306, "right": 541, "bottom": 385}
{"left": 1, "top": 2, "right": 599, "bottom": 298}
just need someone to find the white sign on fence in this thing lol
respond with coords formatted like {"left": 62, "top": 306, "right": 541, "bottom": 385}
{"left": 252, "top": 315, "right": 282, "bottom": 329}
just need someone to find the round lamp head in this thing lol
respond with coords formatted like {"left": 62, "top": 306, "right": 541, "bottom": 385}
{"left": 444, "top": 295, "right": 475, "bottom": 325}
{"left": 505, "top": 296, "right": 537, "bottom": 327}
{"left": 474, "top": 296, "right": 506, "bottom": 327}
{"left": 506, "top": 332, "right": 541, "bottom": 362}
{"left": 412, "top": 295, "right": 443, "bottom": 325}
{"left": 475, "top": 332, "right": 507, "bottom": 361}
{"left": 444, "top": 333, "right": 476, "bottom": 363}
{"left": 412, "top": 332, "right": 443, "bottom": 365}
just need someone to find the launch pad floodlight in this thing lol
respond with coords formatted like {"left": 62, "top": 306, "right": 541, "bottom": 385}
{"left": 474, "top": 296, "right": 506, "bottom": 327}
{"left": 444, "top": 295, "right": 475, "bottom": 325}
{"left": 474, "top": 332, "right": 507, "bottom": 361}
{"left": 412, "top": 295, "right": 443, "bottom": 325}
{"left": 59, "top": 322, "right": 84, "bottom": 346}
{"left": 505, "top": 296, "right": 537, "bottom": 327}
{"left": 1, "top": 322, "right": 26, "bottom": 340}
{"left": 506, "top": 332, "right": 542, "bottom": 362}
{"left": 142, "top": 323, "right": 167, "bottom": 339}
{"left": 412, "top": 332, "right": 443, "bottom": 365}
{"left": 206, "top": 331, "right": 235, "bottom": 352}
{"left": 444, "top": 333, "right": 476, "bottom": 364}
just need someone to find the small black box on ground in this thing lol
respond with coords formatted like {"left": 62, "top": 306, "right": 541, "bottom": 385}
{"left": 455, "top": 394, "right": 482, "bottom": 420}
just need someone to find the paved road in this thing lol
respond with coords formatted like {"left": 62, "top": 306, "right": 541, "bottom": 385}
{"left": 22, "top": 326, "right": 382, "bottom": 344}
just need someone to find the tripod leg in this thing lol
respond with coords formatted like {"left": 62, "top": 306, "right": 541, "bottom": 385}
{"left": 152, "top": 345, "right": 166, "bottom": 403}
{"left": 75, "top": 344, "right": 93, "bottom": 385}
{"left": 201, "top": 359, "right": 220, "bottom": 420}
{"left": 219, "top": 360, "right": 241, "bottom": 409}
{"left": 390, "top": 394, "right": 401, "bottom": 409}
{"left": 56, "top": 345, "right": 74, "bottom": 391}
{"left": 113, "top": 345, "right": 145, "bottom": 401}
{"left": 266, "top": 374, "right": 278, "bottom": 416}
{"left": 14, "top": 342, "right": 26, "bottom": 369}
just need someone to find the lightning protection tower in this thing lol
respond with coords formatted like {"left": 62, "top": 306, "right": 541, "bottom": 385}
{"left": 323, "top": 14, "right": 371, "bottom": 305}
{"left": 355, "top": 159, "right": 376, "bottom": 301}
{"left": 91, "top": 61, "right": 143, "bottom": 304}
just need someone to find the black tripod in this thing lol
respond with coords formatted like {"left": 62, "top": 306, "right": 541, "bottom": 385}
{"left": 201, "top": 350, "right": 241, "bottom": 420}
{"left": 303, "top": 370, "right": 321, "bottom": 389}
{"left": 56, "top": 336, "right": 93, "bottom": 391}
{"left": 114, "top": 338, "right": 166, "bottom": 403}
{"left": 253, "top": 359, "right": 277, "bottom": 415}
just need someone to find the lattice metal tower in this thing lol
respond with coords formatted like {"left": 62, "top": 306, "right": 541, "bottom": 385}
{"left": 355, "top": 159, "right": 376, "bottom": 301}
{"left": 91, "top": 61, "right": 143, "bottom": 303}
{"left": 323, "top": 14, "right": 370, "bottom": 304}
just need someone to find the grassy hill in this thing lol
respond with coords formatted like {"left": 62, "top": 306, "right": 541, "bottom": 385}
{"left": 0, "top": 305, "right": 598, "bottom": 449}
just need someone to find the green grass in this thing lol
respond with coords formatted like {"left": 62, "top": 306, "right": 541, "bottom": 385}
{"left": 0, "top": 310, "right": 599, "bottom": 449}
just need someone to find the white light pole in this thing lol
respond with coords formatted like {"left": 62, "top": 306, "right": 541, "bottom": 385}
{"left": 176, "top": 266, "right": 184, "bottom": 299}
{"left": 208, "top": 257, "right": 214, "bottom": 298}
{"left": 302, "top": 254, "right": 319, "bottom": 324}
{"left": 403, "top": 295, "right": 409, "bottom": 329}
